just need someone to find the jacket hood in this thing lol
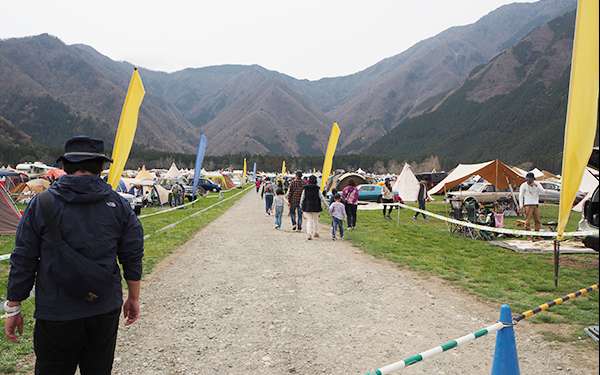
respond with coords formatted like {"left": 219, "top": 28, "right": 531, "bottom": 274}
{"left": 50, "top": 175, "right": 113, "bottom": 203}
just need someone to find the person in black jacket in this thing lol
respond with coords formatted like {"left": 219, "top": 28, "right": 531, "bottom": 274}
{"left": 300, "top": 175, "right": 327, "bottom": 240}
{"left": 4, "top": 136, "right": 144, "bottom": 375}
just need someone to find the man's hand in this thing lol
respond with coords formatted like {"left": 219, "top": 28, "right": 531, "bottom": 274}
{"left": 123, "top": 280, "right": 141, "bottom": 326}
{"left": 123, "top": 298, "right": 140, "bottom": 326}
{"left": 4, "top": 313, "right": 24, "bottom": 342}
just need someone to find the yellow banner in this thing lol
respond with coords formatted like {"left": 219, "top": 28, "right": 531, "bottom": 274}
{"left": 557, "top": 0, "right": 599, "bottom": 239}
{"left": 108, "top": 68, "right": 146, "bottom": 189}
{"left": 281, "top": 160, "right": 286, "bottom": 176}
{"left": 243, "top": 158, "right": 247, "bottom": 178}
{"left": 320, "top": 122, "right": 341, "bottom": 192}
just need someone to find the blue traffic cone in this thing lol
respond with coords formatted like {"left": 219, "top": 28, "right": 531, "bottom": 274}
{"left": 491, "top": 304, "right": 520, "bottom": 375}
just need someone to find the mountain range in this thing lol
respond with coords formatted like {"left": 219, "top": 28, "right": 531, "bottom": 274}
{"left": 0, "top": 0, "right": 577, "bottom": 168}
{"left": 368, "top": 10, "right": 577, "bottom": 171}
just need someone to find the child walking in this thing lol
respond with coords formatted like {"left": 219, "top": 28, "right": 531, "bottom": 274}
{"left": 273, "top": 188, "right": 286, "bottom": 229}
{"left": 329, "top": 193, "right": 346, "bottom": 240}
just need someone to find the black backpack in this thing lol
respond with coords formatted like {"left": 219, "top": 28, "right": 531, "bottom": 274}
{"left": 38, "top": 191, "right": 115, "bottom": 303}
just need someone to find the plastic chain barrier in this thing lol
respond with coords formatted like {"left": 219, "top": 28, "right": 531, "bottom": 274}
{"left": 138, "top": 198, "right": 200, "bottom": 219}
{"left": 143, "top": 186, "right": 252, "bottom": 240}
{"left": 365, "top": 283, "right": 599, "bottom": 374}
{"left": 366, "top": 322, "right": 506, "bottom": 374}
{"left": 391, "top": 202, "right": 596, "bottom": 238}
{"left": 138, "top": 189, "right": 233, "bottom": 219}
{"left": 513, "top": 283, "right": 598, "bottom": 322}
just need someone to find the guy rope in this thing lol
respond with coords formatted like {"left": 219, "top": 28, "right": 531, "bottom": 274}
{"left": 365, "top": 283, "right": 599, "bottom": 374}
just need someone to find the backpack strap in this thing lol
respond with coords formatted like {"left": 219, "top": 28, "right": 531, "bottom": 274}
{"left": 38, "top": 191, "right": 62, "bottom": 242}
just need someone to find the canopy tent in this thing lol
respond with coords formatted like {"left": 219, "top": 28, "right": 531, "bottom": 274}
{"left": 429, "top": 160, "right": 525, "bottom": 195}
{"left": 393, "top": 163, "right": 420, "bottom": 202}
{"left": 164, "top": 163, "right": 182, "bottom": 180}
{"left": 0, "top": 184, "right": 21, "bottom": 235}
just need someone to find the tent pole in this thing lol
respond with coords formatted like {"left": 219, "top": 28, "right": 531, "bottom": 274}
{"left": 553, "top": 240, "right": 560, "bottom": 288}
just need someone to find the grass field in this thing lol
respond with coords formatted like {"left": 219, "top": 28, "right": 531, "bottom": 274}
{"left": 326, "top": 200, "right": 598, "bottom": 343}
{"left": 0, "top": 187, "right": 250, "bottom": 374}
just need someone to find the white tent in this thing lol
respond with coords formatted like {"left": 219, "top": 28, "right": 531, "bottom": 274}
{"left": 573, "top": 167, "right": 599, "bottom": 212}
{"left": 393, "top": 163, "right": 420, "bottom": 202}
{"left": 164, "top": 163, "right": 181, "bottom": 180}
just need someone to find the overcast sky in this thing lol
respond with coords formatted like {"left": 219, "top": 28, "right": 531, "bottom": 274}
{"left": 1, "top": 0, "right": 534, "bottom": 80}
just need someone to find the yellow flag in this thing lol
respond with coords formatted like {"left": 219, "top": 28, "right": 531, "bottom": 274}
{"left": 281, "top": 160, "right": 286, "bottom": 176}
{"left": 243, "top": 158, "right": 247, "bottom": 178}
{"left": 108, "top": 68, "right": 146, "bottom": 189}
{"left": 320, "top": 122, "right": 341, "bottom": 192}
{"left": 557, "top": 0, "right": 599, "bottom": 239}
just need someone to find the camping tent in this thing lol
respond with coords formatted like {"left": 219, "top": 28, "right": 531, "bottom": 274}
{"left": 393, "top": 163, "right": 420, "bottom": 201}
{"left": 326, "top": 172, "right": 368, "bottom": 192}
{"left": 0, "top": 184, "right": 21, "bottom": 235}
{"left": 44, "top": 168, "right": 66, "bottom": 180}
{"left": 429, "top": 160, "right": 525, "bottom": 195}
{"left": 14, "top": 178, "right": 51, "bottom": 202}
{"left": 164, "top": 163, "right": 181, "bottom": 180}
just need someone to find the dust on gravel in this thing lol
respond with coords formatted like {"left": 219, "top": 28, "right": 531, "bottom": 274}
{"left": 113, "top": 191, "right": 599, "bottom": 375}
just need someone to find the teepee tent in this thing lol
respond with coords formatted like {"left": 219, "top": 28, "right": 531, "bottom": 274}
{"left": 393, "top": 163, "right": 420, "bottom": 202}
{"left": 0, "top": 184, "right": 21, "bottom": 235}
{"left": 429, "top": 160, "right": 524, "bottom": 195}
{"left": 164, "top": 163, "right": 181, "bottom": 180}
{"left": 135, "top": 165, "right": 154, "bottom": 181}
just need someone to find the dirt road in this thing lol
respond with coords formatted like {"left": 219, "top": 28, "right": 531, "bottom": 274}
{"left": 113, "top": 191, "right": 598, "bottom": 374}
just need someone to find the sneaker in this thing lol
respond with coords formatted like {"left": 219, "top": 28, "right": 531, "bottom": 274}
{"left": 332, "top": 237, "right": 336, "bottom": 241}
{"left": 412, "top": 216, "right": 417, "bottom": 221}
{"left": 297, "top": 227, "right": 302, "bottom": 232}
{"left": 314, "top": 233, "right": 320, "bottom": 238}
{"left": 340, "top": 236, "right": 344, "bottom": 240}
{"left": 307, "top": 235, "right": 313, "bottom": 240}
{"left": 292, "top": 225, "right": 297, "bottom": 231}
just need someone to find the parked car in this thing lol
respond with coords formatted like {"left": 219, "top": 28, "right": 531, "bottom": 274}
{"left": 538, "top": 181, "right": 586, "bottom": 204}
{"left": 446, "top": 182, "right": 514, "bottom": 205}
{"left": 579, "top": 147, "right": 599, "bottom": 251}
{"left": 358, "top": 184, "right": 383, "bottom": 202}
{"left": 118, "top": 192, "right": 143, "bottom": 215}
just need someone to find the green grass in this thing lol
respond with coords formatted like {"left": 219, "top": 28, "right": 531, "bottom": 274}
{"left": 325, "top": 201, "right": 598, "bottom": 342}
{"left": 0, "top": 187, "right": 250, "bottom": 373}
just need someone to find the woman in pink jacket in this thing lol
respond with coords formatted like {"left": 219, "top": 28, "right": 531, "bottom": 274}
{"left": 341, "top": 179, "right": 359, "bottom": 230}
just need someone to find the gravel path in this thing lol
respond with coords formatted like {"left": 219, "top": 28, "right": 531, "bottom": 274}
{"left": 113, "top": 191, "right": 598, "bottom": 374}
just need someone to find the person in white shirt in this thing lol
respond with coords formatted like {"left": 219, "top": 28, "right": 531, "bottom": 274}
{"left": 519, "top": 172, "right": 543, "bottom": 237}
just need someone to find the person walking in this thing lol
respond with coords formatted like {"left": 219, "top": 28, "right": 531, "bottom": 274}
{"left": 255, "top": 177, "right": 261, "bottom": 193}
{"left": 287, "top": 171, "right": 305, "bottom": 231}
{"left": 519, "top": 172, "right": 543, "bottom": 241}
{"left": 4, "top": 136, "right": 144, "bottom": 375}
{"left": 341, "top": 180, "right": 359, "bottom": 230}
{"left": 329, "top": 193, "right": 346, "bottom": 240}
{"left": 273, "top": 188, "right": 286, "bottom": 230}
{"left": 300, "top": 175, "right": 327, "bottom": 240}
{"left": 381, "top": 178, "right": 394, "bottom": 220}
{"left": 261, "top": 177, "right": 275, "bottom": 215}
{"left": 413, "top": 178, "right": 430, "bottom": 220}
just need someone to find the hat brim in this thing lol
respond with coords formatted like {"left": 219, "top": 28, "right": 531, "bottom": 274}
{"left": 57, "top": 152, "right": 113, "bottom": 164}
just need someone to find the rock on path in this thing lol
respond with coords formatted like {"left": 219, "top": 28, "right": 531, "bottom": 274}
{"left": 113, "top": 191, "right": 598, "bottom": 374}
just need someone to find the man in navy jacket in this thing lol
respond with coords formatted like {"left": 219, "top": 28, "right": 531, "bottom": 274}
{"left": 4, "top": 136, "right": 144, "bottom": 375}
